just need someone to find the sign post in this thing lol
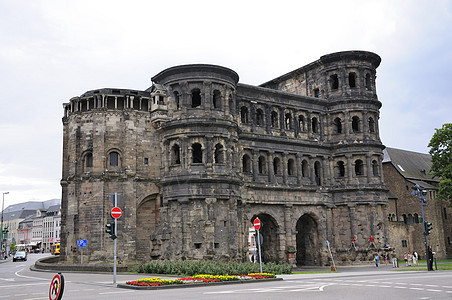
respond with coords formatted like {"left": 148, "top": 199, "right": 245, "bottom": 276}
{"left": 49, "top": 273, "right": 64, "bottom": 300}
{"left": 253, "top": 218, "right": 263, "bottom": 273}
{"left": 77, "top": 239, "right": 87, "bottom": 264}
{"left": 110, "top": 193, "right": 122, "bottom": 284}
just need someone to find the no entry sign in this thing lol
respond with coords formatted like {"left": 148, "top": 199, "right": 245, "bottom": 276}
{"left": 111, "top": 207, "right": 122, "bottom": 219}
{"left": 253, "top": 218, "right": 261, "bottom": 230}
{"left": 49, "top": 273, "right": 64, "bottom": 300}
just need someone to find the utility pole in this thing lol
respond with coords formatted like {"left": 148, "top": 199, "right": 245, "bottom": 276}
{"left": 1, "top": 192, "right": 9, "bottom": 259}
{"left": 411, "top": 184, "right": 431, "bottom": 271}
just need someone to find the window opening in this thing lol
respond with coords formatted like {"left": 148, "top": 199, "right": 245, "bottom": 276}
{"left": 337, "top": 161, "right": 345, "bottom": 177}
{"left": 240, "top": 106, "right": 249, "bottom": 124}
{"left": 273, "top": 157, "right": 281, "bottom": 175}
{"left": 192, "top": 143, "right": 202, "bottom": 163}
{"left": 172, "top": 144, "right": 181, "bottom": 165}
{"left": 352, "top": 116, "right": 360, "bottom": 133}
{"left": 330, "top": 74, "right": 339, "bottom": 90}
{"left": 372, "top": 160, "right": 379, "bottom": 176}
{"left": 109, "top": 151, "right": 119, "bottom": 167}
{"left": 144, "top": 157, "right": 148, "bottom": 166}
{"left": 85, "top": 153, "right": 93, "bottom": 168}
{"left": 285, "top": 113, "right": 291, "bottom": 130}
{"left": 271, "top": 111, "right": 278, "bottom": 128}
{"left": 256, "top": 109, "right": 264, "bottom": 126}
{"left": 368, "top": 117, "right": 375, "bottom": 133}
{"left": 355, "top": 159, "right": 363, "bottom": 176}
{"left": 174, "top": 91, "right": 180, "bottom": 109}
{"left": 334, "top": 117, "right": 342, "bottom": 134}
{"left": 191, "top": 89, "right": 201, "bottom": 108}
{"left": 365, "top": 73, "right": 371, "bottom": 90}
{"left": 314, "top": 88, "right": 320, "bottom": 98}
{"left": 298, "top": 115, "right": 305, "bottom": 132}
{"left": 213, "top": 90, "right": 221, "bottom": 109}
{"left": 312, "top": 117, "right": 319, "bottom": 134}
{"left": 258, "top": 156, "right": 266, "bottom": 174}
{"left": 287, "top": 159, "right": 295, "bottom": 176}
{"left": 349, "top": 72, "right": 356, "bottom": 88}
{"left": 242, "top": 154, "right": 251, "bottom": 173}
{"left": 301, "top": 160, "right": 308, "bottom": 177}
{"left": 214, "top": 144, "right": 224, "bottom": 164}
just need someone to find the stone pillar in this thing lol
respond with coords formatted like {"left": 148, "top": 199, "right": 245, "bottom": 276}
{"left": 282, "top": 153, "right": 288, "bottom": 185}
{"left": 366, "top": 153, "right": 372, "bottom": 183}
{"left": 349, "top": 205, "right": 356, "bottom": 246}
{"left": 252, "top": 150, "right": 258, "bottom": 181}
{"left": 346, "top": 154, "right": 353, "bottom": 183}
{"left": 296, "top": 153, "right": 302, "bottom": 185}
{"left": 363, "top": 110, "right": 369, "bottom": 140}
{"left": 268, "top": 152, "right": 274, "bottom": 183}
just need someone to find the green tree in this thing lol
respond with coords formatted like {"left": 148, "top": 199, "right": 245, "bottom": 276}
{"left": 428, "top": 123, "right": 452, "bottom": 205}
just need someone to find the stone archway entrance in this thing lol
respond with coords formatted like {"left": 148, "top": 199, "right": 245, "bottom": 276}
{"left": 252, "top": 214, "right": 279, "bottom": 263}
{"left": 296, "top": 214, "right": 320, "bottom": 265}
{"left": 136, "top": 195, "right": 159, "bottom": 262}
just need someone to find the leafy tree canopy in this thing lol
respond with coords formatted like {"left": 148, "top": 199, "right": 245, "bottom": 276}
{"left": 428, "top": 123, "right": 452, "bottom": 204}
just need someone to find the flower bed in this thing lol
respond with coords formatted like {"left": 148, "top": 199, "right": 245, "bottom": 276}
{"left": 126, "top": 273, "right": 276, "bottom": 287}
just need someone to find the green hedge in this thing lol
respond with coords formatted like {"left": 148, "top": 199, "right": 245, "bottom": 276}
{"left": 137, "top": 260, "right": 292, "bottom": 276}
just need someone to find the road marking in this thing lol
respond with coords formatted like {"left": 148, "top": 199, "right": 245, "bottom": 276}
{"left": 0, "top": 282, "right": 48, "bottom": 288}
{"left": 14, "top": 269, "right": 47, "bottom": 281}
{"left": 425, "top": 284, "right": 439, "bottom": 287}
{"left": 0, "top": 278, "right": 14, "bottom": 281}
{"left": 426, "top": 289, "right": 442, "bottom": 292}
{"left": 410, "top": 288, "right": 424, "bottom": 291}
{"left": 98, "top": 291, "right": 135, "bottom": 295}
{"left": 393, "top": 286, "right": 407, "bottom": 289}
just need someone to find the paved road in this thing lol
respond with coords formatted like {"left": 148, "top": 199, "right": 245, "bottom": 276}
{"left": 1, "top": 254, "right": 451, "bottom": 299}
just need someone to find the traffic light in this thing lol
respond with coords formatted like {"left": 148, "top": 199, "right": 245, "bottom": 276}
{"left": 105, "top": 222, "right": 116, "bottom": 240}
{"left": 3, "top": 226, "right": 8, "bottom": 234}
{"left": 424, "top": 221, "right": 433, "bottom": 235}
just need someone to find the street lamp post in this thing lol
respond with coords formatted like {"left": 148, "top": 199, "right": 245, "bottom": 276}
{"left": 1, "top": 192, "right": 9, "bottom": 259}
{"left": 411, "top": 184, "right": 431, "bottom": 271}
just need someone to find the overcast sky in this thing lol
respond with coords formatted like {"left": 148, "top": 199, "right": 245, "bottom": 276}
{"left": 0, "top": 0, "right": 451, "bottom": 206}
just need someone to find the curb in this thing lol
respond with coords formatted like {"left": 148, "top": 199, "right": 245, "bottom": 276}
{"left": 117, "top": 277, "right": 283, "bottom": 290}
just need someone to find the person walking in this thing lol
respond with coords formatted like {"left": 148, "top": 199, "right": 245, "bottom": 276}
{"left": 391, "top": 251, "right": 398, "bottom": 268}
{"left": 375, "top": 254, "right": 379, "bottom": 267}
{"left": 428, "top": 246, "right": 434, "bottom": 271}
{"left": 413, "top": 251, "right": 418, "bottom": 266}
{"left": 404, "top": 253, "right": 408, "bottom": 266}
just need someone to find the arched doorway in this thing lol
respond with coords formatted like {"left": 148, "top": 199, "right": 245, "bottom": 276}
{"left": 252, "top": 214, "right": 279, "bottom": 263}
{"left": 136, "top": 195, "right": 159, "bottom": 262}
{"left": 296, "top": 214, "right": 320, "bottom": 265}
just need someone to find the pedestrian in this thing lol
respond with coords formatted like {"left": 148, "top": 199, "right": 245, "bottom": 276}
{"left": 384, "top": 254, "right": 387, "bottom": 265}
{"left": 408, "top": 253, "right": 412, "bottom": 266}
{"left": 392, "top": 252, "right": 398, "bottom": 268}
{"left": 350, "top": 237, "right": 357, "bottom": 251}
{"left": 428, "top": 246, "right": 434, "bottom": 271}
{"left": 369, "top": 236, "right": 376, "bottom": 249}
{"left": 413, "top": 251, "right": 418, "bottom": 266}
{"left": 375, "top": 254, "right": 379, "bottom": 267}
{"left": 404, "top": 253, "right": 408, "bottom": 266}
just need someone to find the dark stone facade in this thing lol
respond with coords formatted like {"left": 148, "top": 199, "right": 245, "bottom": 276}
{"left": 61, "top": 50, "right": 389, "bottom": 266}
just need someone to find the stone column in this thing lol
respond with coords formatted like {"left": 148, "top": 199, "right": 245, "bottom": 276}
{"left": 282, "top": 152, "right": 288, "bottom": 185}
{"left": 296, "top": 153, "right": 302, "bottom": 185}
{"left": 349, "top": 205, "right": 356, "bottom": 246}
{"left": 268, "top": 152, "right": 274, "bottom": 183}
{"left": 252, "top": 150, "right": 258, "bottom": 181}
{"left": 366, "top": 153, "right": 372, "bottom": 183}
{"left": 346, "top": 154, "right": 353, "bottom": 184}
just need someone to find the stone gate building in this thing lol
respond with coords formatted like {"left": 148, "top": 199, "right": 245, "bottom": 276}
{"left": 61, "top": 50, "right": 389, "bottom": 266}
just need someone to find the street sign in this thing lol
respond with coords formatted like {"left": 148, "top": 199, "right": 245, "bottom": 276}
{"left": 253, "top": 218, "right": 261, "bottom": 230}
{"left": 77, "top": 240, "right": 87, "bottom": 247}
{"left": 111, "top": 207, "right": 122, "bottom": 219}
{"left": 49, "top": 273, "right": 65, "bottom": 300}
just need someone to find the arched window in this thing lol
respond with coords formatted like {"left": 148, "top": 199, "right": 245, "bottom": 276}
{"left": 214, "top": 144, "right": 224, "bottom": 164}
{"left": 285, "top": 113, "right": 292, "bottom": 130}
{"left": 240, "top": 106, "right": 249, "bottom": 124}
{"left": 287, "top": 159, "right": 295, "bottom": 176}
{"left": 298, "top": 115, "right": 305, "bottom": 132}
{"left": 85, "top": 152, "right": 93, "bottom": 168}
{"left": 314, "top": 161, "right": 321, "bottom": 185}
{"left": 372, "top": 160, "right": 379, "bottom": 176}
{"left": 271, "top": 111, "right": 278, "bottom": 128}
{"left": 314, "top": 88, "right": 320, "bottom": 98}
{"left": 174, "top": 91, "right": 180, "bottom": 109}
{"left": 172, "top": 144, "right": 181, "bottom": 165}
{"left": 352, "top": 116, "right": 360, "bottom": 133}
{"left": 365, "top": 73, "right": 371, "bottom": 90}
{"left": 242, "top": 154, "right": 251, "bottom": 173}
{"left": 408, "top": 214, "right": 414, "bottom": 224}
{"left": 355, "top": 159, "right": 364, "bottom": 176}
{"left": 191, "top": 88, "right": 201, "bottom": 108}
{"left": 414, "top": 213, "right": 419, "bottom": 223}
{"left": 312, "top": 117, "right": 319, "bottom": 134}
{"left": 301, "top": 160, "right": 308, "bottom": 177}
{"left": 337, "top": 161, "right": 345, "bottom": 177}
{"left": 273, "top": 157, "right": 281, "bottom": 175}
{"left": 349, "top": 72, "right": 356, "bottom": 88}
{"left": 330, "top": 74, "right": 339, "bottom": 90}
{"left": 256, "top": 109, "right": 264, "bottom": 126}
{"left": 334, "top": 117, "right": 342, "bottom": 134}
{"left": 368, "top": 117, "right": 375, "bottom": 133}
{"left": 212, "top": 90, "right": 221, "bottom": 109}
{"left": 258, "top": 156, "right": 267, "bottom": 174}
{"left": 109, "top": 151, "right": 119, "bottom": 167}
{"left": 402, "top": 214, "right": 407, "bottom": 224}
{"left": 192, "top": 143, "right": 202, "bottom": 163}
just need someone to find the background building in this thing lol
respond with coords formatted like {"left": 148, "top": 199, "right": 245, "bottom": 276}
{"left": 61, "top": 50, "right": 388, "bottom": 265}
{"left": 383, "top": 147, "right": 451, "bottom": 259}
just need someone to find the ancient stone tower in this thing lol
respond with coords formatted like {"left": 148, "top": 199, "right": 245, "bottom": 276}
{"left": 61, "top": 50, "right": 388, "bottom": 265}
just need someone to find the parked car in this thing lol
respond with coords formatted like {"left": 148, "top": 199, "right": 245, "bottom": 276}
{"left": 13, "top": 251, "right": 27, "bottom": 262}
